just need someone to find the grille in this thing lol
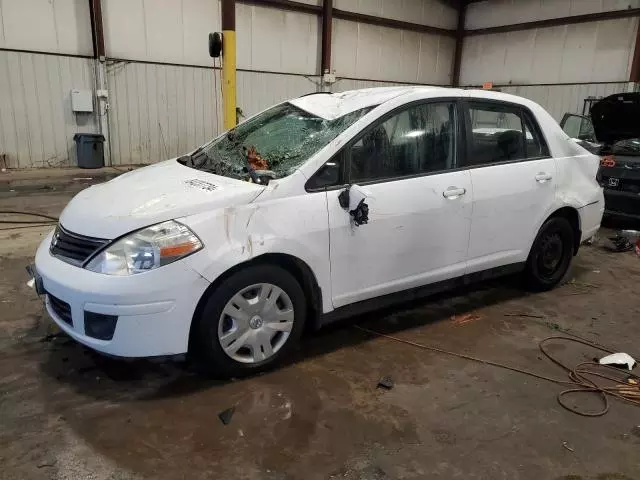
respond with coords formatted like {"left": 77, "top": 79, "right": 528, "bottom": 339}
{"left": 48, "top": 293, "right": 72, "bottom": 326}
{"left": 50, "top": 225, "right": 108, "bottom": 265}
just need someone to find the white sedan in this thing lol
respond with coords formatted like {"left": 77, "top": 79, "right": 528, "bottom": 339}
{"left": 33, "top": 87, "right": 603, "bottom": 376}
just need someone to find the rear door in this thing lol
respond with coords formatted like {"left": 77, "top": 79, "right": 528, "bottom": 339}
{"left": 462, "top": 100, "right": 557, "bottom": 273}
{"left": 308, "top": 100, "right": 472, "bottom": 308}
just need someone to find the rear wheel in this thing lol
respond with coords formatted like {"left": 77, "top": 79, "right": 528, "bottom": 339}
{"left": 193, "top": 265, "right": 306, "bottom": 377}
{"left": 525, "top": 217, "right": 575, "bottom": 291}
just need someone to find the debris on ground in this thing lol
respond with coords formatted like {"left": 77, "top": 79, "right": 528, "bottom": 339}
{"left": 39, "top": 332, "right": 66, "bottom": 343}
{"left": 218, "top": 406, "right": 235, "bottom": 425}
{"left": 562, "top": 442, "right": 575, "bottom": 453}
{"left": 599, "top": 352, "right": 636, "bottom": 370}
{"left": 606, "top": 234, "right": 634, "bottom": 252}
{"left": 567, "top": 279, "right": 598, "bottom": 289}
{"left": 451, "top": 313, "right": 483, "bottom": 326}
{"left": 377, "top": 376, "right": 394, "bottom": 390}
{"left": 504, "top": 313, "right": 545, "bottom": 319}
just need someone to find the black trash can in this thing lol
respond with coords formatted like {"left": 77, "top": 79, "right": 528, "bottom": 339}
{"left": 73, "top": 133, "right": 105, "bottom": 169}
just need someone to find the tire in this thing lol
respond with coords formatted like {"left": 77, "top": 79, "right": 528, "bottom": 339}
{"left": 525, "top": 216, "right": 575, "bottom": 292}
{"left": 193, "top": 264, "right": 306, "bottom": 377}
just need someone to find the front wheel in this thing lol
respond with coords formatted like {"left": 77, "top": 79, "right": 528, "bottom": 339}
{"left": 193, "top": 264, "right": 306, "bottom": 377}
{"left": 525, "top": 217, "right": 575, "bottom": 291}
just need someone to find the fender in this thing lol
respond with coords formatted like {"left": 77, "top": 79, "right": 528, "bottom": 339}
{"left": 181, "top": 190, "right": 333, "bottom": 314}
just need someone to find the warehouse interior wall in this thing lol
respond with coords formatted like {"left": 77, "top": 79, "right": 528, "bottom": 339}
{"left": 0, "top": 0, "right": 98, "bottom": 168}
{"left": 1, "top": 0, "right": 640, "bottom": 168}
{"left": 0, "top": 0, "right": 457, "bottom": 167}
{"left": 460, "top": 0, "right": 640, "bottom": 121}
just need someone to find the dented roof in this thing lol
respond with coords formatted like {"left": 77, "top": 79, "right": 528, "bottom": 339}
{"left": 290, "top": 86, "right": 448, "bottom": 120}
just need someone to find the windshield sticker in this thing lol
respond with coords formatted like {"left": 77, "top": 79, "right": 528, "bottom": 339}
{"left": 184, "top": 179, "right": 218, "bottom": 192}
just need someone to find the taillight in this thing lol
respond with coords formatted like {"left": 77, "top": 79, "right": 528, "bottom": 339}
{"left": 600, "top": 155, "right": 616, "bottom": 167}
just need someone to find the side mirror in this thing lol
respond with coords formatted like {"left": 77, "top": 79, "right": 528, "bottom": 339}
{"left": 338, "top": 184, "right": 370, "bottom": 226}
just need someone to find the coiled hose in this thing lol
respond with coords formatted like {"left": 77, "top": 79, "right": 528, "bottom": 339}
{"left": 356, "top": 326, "right": 640, "bottom": 417}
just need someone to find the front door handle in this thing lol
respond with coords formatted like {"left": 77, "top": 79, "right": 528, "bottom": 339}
{"left": 443, "top": 187, "right": 466, "bottom": 199}
{"left": 535, "top": 172, "right": 553, "bottom": 183}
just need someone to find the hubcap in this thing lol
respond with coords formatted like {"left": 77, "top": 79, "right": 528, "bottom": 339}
{"left": 217, "top": 283, "right": 294, "bottom": 364}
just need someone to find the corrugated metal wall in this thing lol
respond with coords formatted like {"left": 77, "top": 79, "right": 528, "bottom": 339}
{"left": 0, "top": 0, "right": 92, "bottom": 56}
{"left": 466, "top": 0, "right": 640, "bottom": 29}
{"left": 0, "top": 0, "right": 457, "bottom": 168}
{"left": 3, "top": 0, "right": 638, "bottom": 167}
{"left": 106, "top": 63, "right": 325, "bottom": 165}
{"left": 460, "top": 0, "right": 640, "bottom": 127}
{"left": 0, "top": 51, "right": 98, "bottom": 168}
{"left": 334, "top": 0, "right": 457, "bottom": 29}
{"left": 499, "top": 82, "right": 637, "bottom": 121}
{"left": 332, "top": 19, "right": 455, "bottom": 84}
{"left": 461, "top": 18, "right": 639, "bottom": 85}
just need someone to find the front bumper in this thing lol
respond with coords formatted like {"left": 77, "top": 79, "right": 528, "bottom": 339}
{"left": 34, "top": 231, "right": 211, "bottom": 357}
{"left": 604, "top": 189, "right": 640, "bottom": 220}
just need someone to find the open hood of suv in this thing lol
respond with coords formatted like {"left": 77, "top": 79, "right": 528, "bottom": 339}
{"left": 59, "top": 160, "right": 264, "bottom": 239}
{"left": 591, "top": 92, "right": 640, "bottom": 145}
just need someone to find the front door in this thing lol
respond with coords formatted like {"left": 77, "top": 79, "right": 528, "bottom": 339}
{"left": 462, "top": 101, "right": 558, "bottom": 273}
{"left": 324, "top": 101, "right": 472, "bottom": 308}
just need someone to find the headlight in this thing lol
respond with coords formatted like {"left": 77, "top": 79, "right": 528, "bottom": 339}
{"left": 85, "top": 221, "right": 202, "bottom": 275}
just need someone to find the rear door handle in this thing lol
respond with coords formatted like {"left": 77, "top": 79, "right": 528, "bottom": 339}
{"left": 535, "top": 173, "right": 553, "bottom": 183}
{"left": 443, "top": 187, "right": 466, "bottom": 199}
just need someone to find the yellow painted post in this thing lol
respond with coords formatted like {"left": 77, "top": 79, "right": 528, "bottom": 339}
{"left": 221, "top": 0, "right": 236, "bottom": 130}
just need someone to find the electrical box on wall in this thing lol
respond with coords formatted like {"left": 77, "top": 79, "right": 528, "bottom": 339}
{"left": 71, "top": 89, "right": 93, "bottom": 113}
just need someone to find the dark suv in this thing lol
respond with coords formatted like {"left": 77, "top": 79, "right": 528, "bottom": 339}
{"left": 562, "top": 92, "right": 640, "bottom": 221}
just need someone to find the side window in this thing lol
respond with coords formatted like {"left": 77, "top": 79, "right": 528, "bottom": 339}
{"left": 466, "top": 104, "right": 525, "bottom": 166}
{"left": 306, "top": 154, "right": 344, "bottom": 190}
{"left": 465, "top": 102, "right": 549, "bottom": 166}
{"left": 350, "top": 102, "right": 456, "bottom": 183}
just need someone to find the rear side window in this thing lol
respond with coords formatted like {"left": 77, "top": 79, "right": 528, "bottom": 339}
{"left": 349, "top": 101, "right": 457, "bottom": 183}
{"left": 464, "top": 102, "right": 549, "bottom": 167}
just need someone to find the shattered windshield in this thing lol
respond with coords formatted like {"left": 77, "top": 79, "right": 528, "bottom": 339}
{"left": 182, "top": 103, "right": 373, "bottom": 183}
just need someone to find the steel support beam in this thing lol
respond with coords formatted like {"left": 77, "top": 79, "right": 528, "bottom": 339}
{"left": 466, "top": 8, "right": 640, "bottom": 36}
{"left": 452, "top": 2, "right": 466, "bottom": 87}
{"left": 89, "top": 0, "right": 110, "bottom": 165}
{"left": 630, "top": 19, "right": 640, "bottom": 83}
{"left": 321, "top": 0, "right": 333, "bottom": 76}
{"left": 89, "top": 0, "right": 105, "bottom": 59}
{"left": 237, "top": 0, "right": 455, "bottom": 36}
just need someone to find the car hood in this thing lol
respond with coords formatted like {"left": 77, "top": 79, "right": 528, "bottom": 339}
{"left": 591, "top": 92, "right": 640, "bottom": 145}
{"left": 59, "top": 160, "right": 264, "bottom": 239}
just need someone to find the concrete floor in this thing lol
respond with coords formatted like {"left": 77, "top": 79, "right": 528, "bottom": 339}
{"left": 1, "top": 172, "right": 640, "bottom": 480}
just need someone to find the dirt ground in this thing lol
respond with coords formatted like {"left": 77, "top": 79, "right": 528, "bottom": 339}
{"left": 1, "top": 171, "right": 640, "bottom": 480}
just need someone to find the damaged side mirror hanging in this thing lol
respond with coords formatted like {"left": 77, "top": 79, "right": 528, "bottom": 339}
{"left": 338, "top": 185, "right": 369, "bottom": 227}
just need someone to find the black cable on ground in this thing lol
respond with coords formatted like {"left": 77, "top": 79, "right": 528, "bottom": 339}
{"left": 0, "top": 223, "right": 56, "bottom": 232}
{"left": 0, "top": 210, "right": 59, "bottom": 224}
{"left": 355, "top": 326, "right": 640, "bottom": 417}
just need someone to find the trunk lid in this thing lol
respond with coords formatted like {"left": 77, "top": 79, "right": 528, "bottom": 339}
{"left": 591, "top": 92, "right": 640, "bottom": 146}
